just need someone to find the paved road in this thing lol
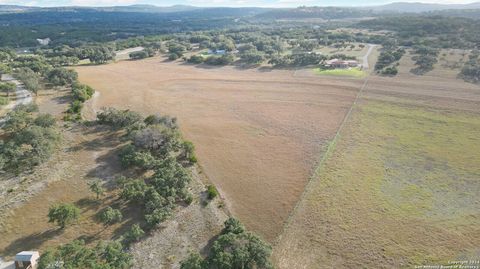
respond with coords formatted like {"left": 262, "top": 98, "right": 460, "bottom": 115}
{"left": 0, "top": 258, "right": 14, "bottom": 269}
{"left": 362, "top": 44, "right": 377, "bottom": 70}
{"left": 0, "top": 74, "right": 33, "bottom": 126}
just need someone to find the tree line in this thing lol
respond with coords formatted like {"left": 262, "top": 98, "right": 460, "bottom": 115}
{"left": 459, "top": 50, "right": 480, "bottom": 83}
{"left": 0, "top": 104, "right": 61, "bottom": 173}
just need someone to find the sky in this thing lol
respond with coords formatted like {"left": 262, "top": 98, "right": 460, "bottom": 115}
{"left": 0, "top": 0, "right": 476, "bottom": 8}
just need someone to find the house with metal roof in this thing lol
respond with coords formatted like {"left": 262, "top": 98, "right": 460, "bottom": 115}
{"left": 14, "top": 251, "right": 39, "bottom": 269}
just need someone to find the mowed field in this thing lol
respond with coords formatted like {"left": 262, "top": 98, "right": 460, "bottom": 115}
{"left": 76, "top": 57, "right": 363, "bottom": 241}
{"left": 273, "top": 60, "right": 480, "bottom": 268}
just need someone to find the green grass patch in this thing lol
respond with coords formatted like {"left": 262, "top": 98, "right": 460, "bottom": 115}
{"left": 362, "top": 102, "right": 480, "bottom": 219}
{"left": 207, "top": 185, "right": 218, "bottom": 200}
{"left": 314, "top": 67, "right": 366, "bottom": 78}
{"left": 294, "top": 99, "right": 480, "bottom": 266}
{"left": 0, "top": 96, "right": 9, "bottom": 106}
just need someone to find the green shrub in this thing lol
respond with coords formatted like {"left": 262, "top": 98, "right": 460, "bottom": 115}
{"left": 97, "top": 107, "right": 142, "bottom": 128}
{"left": 223, "top": 217, "right": 245, "bottom": 234}
{"left": 68, "top": 100, "right": 83, "bottom": 114}
{"left": 184, "top": 193, "right": 194, "bottom": 205}
{"left": 3, "top": 106, "right": 33, "bottom": 132}
{"left": 46, "top": 67, "right": 78, "bottom": 86}
{"left": 14, "top": 67, "right": 41, "bottom": 95}
{"left": 180, "top": 218, "right": 273, "bottom": 269}
{"left": 207, "top": 185, "right": 218, "bottom": 200}
{"left": 72, "top": 83, "right": 94, "bottom": 102}
{"left": 380, "top": 66, "right": 398, "bottom": 76}
{"left": 119, "top": 144, "right": 157, "bottom": 169}
{"left": 120, "top": 179, "right": 148, "bottom": 204}
{"left": 145, "top": 207, "right": 171, "bottom": 228}
{"left": 129, "top": 51, "right": 149, "bottom": 60}
{"left": 115, "top": 111, "right": 195, "bottom": 230}
{"left": 0, "top": 96, "right": 8, "bottom": 105}
{"left": 88, "top": 180, "right": 105, "bottom": 199}
{"left": 180, "top": 253, "right": 204, "bottom": 269}
{"left": 188, "top": 155, "right": 197, "bottom": 164}
{"left": 0, "top": 82, "right": 15, "bottom": 97}
{"left": 38, "top": 240, "right": 132, "bottom": 269}
{"left": 144, "top": 114, "right": 178, "bottom": 129}
{"left": 0, "top": 106, "right": 60, "bottom": 172}
{"left": 48, "top": 203, "right": 80, "bottom": 229}
{"left": 205, "top": 54, "right": 234, "bottom": 65}
{"left": 34, "top": 114, "right": 56, "bottom": 127}
{"left": 168, "top": 53, "right": 180, "bottom": 61}
{"left": 188, "top": 55, "right": 205, "bottom": 64}
{"left": 123, "top": 224, "right": 144, "bottom": 244}
{"left": 100, "top": 207, "right": 123, "bottom": 225}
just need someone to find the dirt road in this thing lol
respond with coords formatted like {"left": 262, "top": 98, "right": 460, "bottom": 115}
{"left": 361, "top": 44, "right": 376, "bottom": 70}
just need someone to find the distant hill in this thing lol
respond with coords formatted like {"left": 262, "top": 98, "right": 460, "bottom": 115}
{"left": 1, "top": 2, "right": 480, "bottom": 21}
{"left": 255, "top": 6, "right": 376, "bottom": 20}
{"left": 0, "top": 5, "right": 39, "bottom": 13}
{"left": 0, "top": 4, "right": 269, "bottom": 15}
{"left": 368, "top": 2, "right": 480, "bottom": 13}
{"left": 254, "top": 3, "right": 480, "bottom": 20}
{"left": 85, "top": 4, "right": 201, "bottom": 13}
{"left": 0, "top": 4, "right": 201, "bottom": 14}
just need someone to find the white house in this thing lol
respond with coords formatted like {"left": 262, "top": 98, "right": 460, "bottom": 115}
{"left": 324, "top": 59, "right": 358, "bottom": 69}
{"left": 207, "top": 49, "right": 226, "bottom": 55}
{"left": 36, "top": 38, "right": 51, "bottom": 46}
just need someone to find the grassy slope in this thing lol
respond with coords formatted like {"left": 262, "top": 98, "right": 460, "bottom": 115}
{"left": 273, "top": 99, "right": 480, "bottom": 268}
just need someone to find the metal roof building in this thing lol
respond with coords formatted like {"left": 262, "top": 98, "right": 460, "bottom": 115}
{"left": 14, "top": 251, "right": 39, "bottom": 269}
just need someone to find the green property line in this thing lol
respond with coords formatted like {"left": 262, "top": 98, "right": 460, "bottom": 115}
{"left": 273, "top": 74, "right": 371, "bottom": 246}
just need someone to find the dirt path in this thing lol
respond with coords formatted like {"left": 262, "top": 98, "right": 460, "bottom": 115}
{"left": 362, "top": 44, "right": 376, "bottom": 70}
{"left": 274, "top": 44, "right": 376, "bottom": 248}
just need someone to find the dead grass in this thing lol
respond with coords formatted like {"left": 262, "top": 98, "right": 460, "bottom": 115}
{"left": 75, "top": 56, "right": 363, "bottom": 241}
{"left": 0, "top": 123, "right": 130, "bottom": 259}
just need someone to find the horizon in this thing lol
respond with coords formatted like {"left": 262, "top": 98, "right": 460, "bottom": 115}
{"left": 0, "top": 0, "right": 477, "bottom": 8}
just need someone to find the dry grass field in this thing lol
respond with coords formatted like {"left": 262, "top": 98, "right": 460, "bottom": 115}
{"left": 273, "top": 65, "right": 480, "bottom": 268}
{"left": 0, "top": 123, "right": 129, "bottom": 259}
{"left": 0, "top": 91, "right": 227, "bottom": 268}
{"left": 75, "top": 57, "right": 363, "bottom": 241}
{"left": 3, "top": 47, "right": 476, "bottom": 268}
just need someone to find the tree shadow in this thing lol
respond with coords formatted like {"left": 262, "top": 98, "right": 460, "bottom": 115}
{"left": 110, "top": 203, "right": 146, "bottom": 241}
{"left": 190, "top": 63, "right": 229, "bottom": 70}
{"left": 51, "top": 95, "right": 71, "bottom": 105}
{"left": 74, "top": 197, "right": 102, "bottom": 213}
{"left": 1, "top": 228, "right": 63, "bottom": 258}
{"left": 200, "top": 232, "right": 221, "bottom": 257}
{"left": 257, "top": 66, "right": 275, "bottom": 72}
{"left": 75, "top": 234, "right": 98, "bottom": 245}
{"left": 233, "top": 63, "right": 261, "bottom": 70}
{"left": 66, "top": 126, "right": 125, "bottom": 154}
{"left": 85, "top": 148, "right": 123, "bottom": 188}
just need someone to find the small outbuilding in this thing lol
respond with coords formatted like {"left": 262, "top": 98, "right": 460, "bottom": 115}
{"left": 14, "top": 251, "right": 39, "bottom": 269}
{"left": 207, "top": 49, "right": 226, "bottom": 55}
{"left": 36, "top": 38, "right": 50, "bottom": 46}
